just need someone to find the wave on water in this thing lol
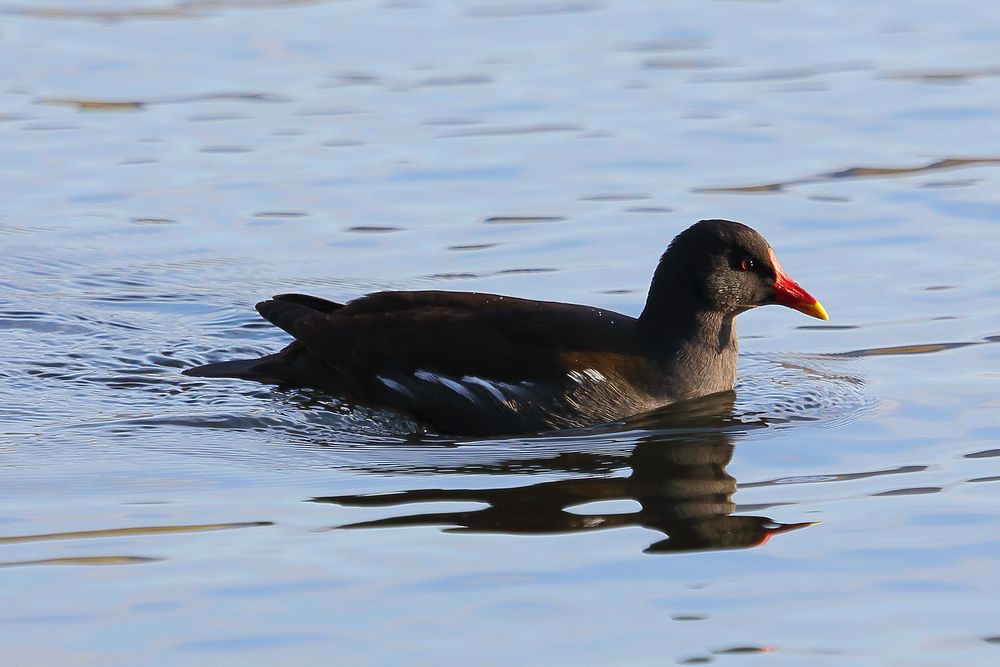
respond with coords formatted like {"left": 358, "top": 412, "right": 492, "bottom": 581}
{"left": 734, "top": 352, "right": 878, "bottom": 430}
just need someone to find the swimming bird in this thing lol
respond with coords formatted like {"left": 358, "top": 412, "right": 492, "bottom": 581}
{"left": 184, "top": 219, "right": 827, "bottom": 435}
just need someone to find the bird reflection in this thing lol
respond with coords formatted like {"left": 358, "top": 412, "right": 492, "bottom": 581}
{"left": 310, "top": 394, "right": 816, "bottom": 554}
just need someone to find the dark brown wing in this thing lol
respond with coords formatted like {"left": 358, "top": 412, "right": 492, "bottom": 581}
{"left": 258, "top": 291, "right": 631, "bottom": 379}
{"left": 255, "top": 291, "right": 644, "bottom": 433}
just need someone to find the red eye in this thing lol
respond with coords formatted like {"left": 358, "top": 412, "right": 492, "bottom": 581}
{"left": 740, "top": 258, "right": 754, "bottom": 271}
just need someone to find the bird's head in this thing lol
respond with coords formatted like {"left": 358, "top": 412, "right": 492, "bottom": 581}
{"left": 651, "top": 219, "right": 828, "bottom": 320}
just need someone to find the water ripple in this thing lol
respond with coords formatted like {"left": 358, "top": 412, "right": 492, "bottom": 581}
{"left": 696, "top": 157, "right": 1000, "bottom": 194}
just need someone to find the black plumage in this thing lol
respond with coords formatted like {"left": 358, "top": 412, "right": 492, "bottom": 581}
{"left": 184, "top": 220, "right": 827, "bottom": 434}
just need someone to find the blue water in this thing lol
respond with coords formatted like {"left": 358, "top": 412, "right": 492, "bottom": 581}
{"left": 2, "top": 1, "right": 999, "bottom": 665}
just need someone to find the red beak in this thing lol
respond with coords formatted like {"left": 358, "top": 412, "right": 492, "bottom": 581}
{"left": 767, "top": 248, "right": 828, "bottom": 320}
{"left": 757, "top": 520, "right": 821, "bottom": 546}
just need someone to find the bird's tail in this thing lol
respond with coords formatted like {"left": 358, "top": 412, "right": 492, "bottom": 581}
{"left": 182, "top": 353, "right": 283, "bottom": 381}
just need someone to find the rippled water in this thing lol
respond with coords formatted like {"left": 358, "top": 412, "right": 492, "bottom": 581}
{"left": 2, "top": 1, "right": 1000, "bottom": 665}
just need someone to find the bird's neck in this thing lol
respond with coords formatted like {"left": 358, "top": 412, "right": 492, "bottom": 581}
{"left": 638, "top": 261, "right": 716, "bottom": 343}
{"left": 639, "top": 305, "right": 737, "bottom": 355}
{"left": 638, "top": 296, "right": 739, "bottom": 399}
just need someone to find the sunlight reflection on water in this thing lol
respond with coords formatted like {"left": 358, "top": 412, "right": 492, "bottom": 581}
{"left": 2, "top": 0, "right": 1000, "bottom": 664}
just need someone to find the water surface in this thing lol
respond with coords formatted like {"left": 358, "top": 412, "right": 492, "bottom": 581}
{"left": 2, "top": 1, "right": 999, "bottom": 665}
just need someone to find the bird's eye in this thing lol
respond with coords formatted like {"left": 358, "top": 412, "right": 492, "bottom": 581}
{"left": 740, "top": 258, "right": 754, "bottom": 271}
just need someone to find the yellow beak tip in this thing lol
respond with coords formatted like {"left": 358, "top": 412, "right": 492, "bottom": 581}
{"left": 794, "top": 300, "right": 829, "bottom": 321}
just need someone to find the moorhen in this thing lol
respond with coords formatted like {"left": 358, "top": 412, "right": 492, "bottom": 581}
{"left": 184, "top": 219, "right": 827, "bottom": 434}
